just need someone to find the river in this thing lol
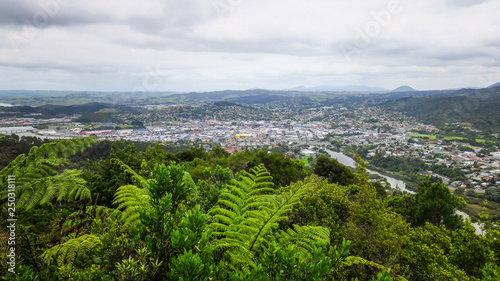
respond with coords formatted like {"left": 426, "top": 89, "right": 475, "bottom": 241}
{"left": 325, "top": 150, "right": 413, "bottom": 194}
{"left": 325, "top": 149, "right": 482, "bottom": 233}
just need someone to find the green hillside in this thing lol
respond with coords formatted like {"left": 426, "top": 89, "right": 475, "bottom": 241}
{"left": 383, "top": 86, "right": 500, "bottom": 132}
{"left": 2, "top": 138, "right": 498, "bottom": 280}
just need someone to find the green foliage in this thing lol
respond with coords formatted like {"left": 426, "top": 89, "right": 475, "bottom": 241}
{"left": 113, "top": 184, "right": 149, "bottom": 226}
{"left": 176, "top": 145, "right": 208, "bottom": 162}
{"left": 341, "top": 185, "right": 410, "bottom": 279}
{"left": 113, "top": 161, "right": 196, "bottom": 226}
{"left": 115, "top": 161, "right": 214, "bottom": 279}
{"left": 114, "top": 247, "right": 162, "bottom": 281}
{"left": 314, "top": 155, "right": 356, "bottom": 186}
{"left": 386, "top": 194, "right": 414, "bottom": 219}
{"left": 4, "top": 142, "right": 500, "bottom": 280}
{"left": 41, "top": 234, "right": 102, "bottom": 266}
{"left": 210, "top": 164, "right": 329, "bottom": 270}
{"left": 58, "top": 264, "right": 112, "bottom": 281}
{"left": 369, "top": 154, "right": 428, "bottom": 176}
{"left": 397, "top": 223, "right": 470, "bottom": 281}
{"left": 221, "top": 149, "right": 309, "bottom": 187}
{"left": 85, "top": 143, "right": 143, "bottom": 207}
{"left": 450, "top": 220, "right": 499, "bottom": 278}
{"left": 140, "top": 143, "right": 179, "bottom": 175}
{"left": 2, "top": 265, "right": 42, "bottom": 281}
{"left": 288, "top": 175, "right": 351, "bottom": 237}
{"left": 274, "top": 224, "right": 330, "bottom": 255}
{"left": 412, "top": 181, "right": 466, "bottom": 230}
{"left": 196, "top": 165, "right": 234, "bottom": 211}
{"left": 254, "top": 239, "right": 350, "bottom": 281}
{"left": 0, "top": 138, "right": 96, "bottom": 211}
{"left": 0, "top": 134, "right": 49, "bottom": 170}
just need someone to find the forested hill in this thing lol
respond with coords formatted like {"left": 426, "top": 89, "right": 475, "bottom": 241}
{"left": 1, "top": 137, "right": 500, "bottom": 280}
{"left": 382, "top": 85, "right": 500, "bottom": 132}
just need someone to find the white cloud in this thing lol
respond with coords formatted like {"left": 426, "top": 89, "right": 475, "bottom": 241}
{"left": 0, "top": 0, "right": 499, "bottom": 92}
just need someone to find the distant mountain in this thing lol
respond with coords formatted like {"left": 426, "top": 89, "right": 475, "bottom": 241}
{"left": 289, "top": 85, "right": 388, "bottom": 92}
{"left": 213, "top": 101, "right": 244, "bottom": 107}
{"left": 383, "top": 86, "right": 500, "bottom": 132}
{"left": 38, "top": 102, "right": 138, "bottom": 115}
{"left": 392, "top": 86, "right": 416, "bottom": 92}
{"left": 488, "top": 82, "right": 500, "bottom": 88}
{"left": 164, "top": 89, "right": 276, "bottom": 102}
{"left": 0, "top": 102, "right": 140, "bottom": 120}
{"left": 231, "top": 93, "right": 291, "bottom": 104}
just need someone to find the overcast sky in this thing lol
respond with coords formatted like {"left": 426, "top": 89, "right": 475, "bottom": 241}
{"left": 0, "top": 0, "right": 499, "bottom": 92}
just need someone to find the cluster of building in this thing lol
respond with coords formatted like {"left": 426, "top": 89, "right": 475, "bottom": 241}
{"left": 1, "top": 104, "right": 499, "bottom": 191}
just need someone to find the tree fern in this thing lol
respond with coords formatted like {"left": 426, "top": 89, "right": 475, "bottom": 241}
{"left": 41, "top": 234, "right": 102, "bottom": 266}
{"left": 0, "top": 138, "right": 96, "bottom": 210}
{"left": 18, "top": 169, "right": 90, "bottom": 210}
{"left": 114, "top": 184, "right": 150, "bottom": 225}
{"left": 246, "top": 181, "right": 308, "bottom": 253}
{"left": 111, "top": 158, "right": 148, "bottom": 188}
{"left": 275, "top": 224, "right": 330, "bottom": 254}
{"left": 209, "top": 165, "right": 328, "bottom": 268}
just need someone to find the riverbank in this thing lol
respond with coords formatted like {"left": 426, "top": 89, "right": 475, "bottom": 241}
{"left": 364, "top": 164, "right": 419, "bottom": 193}
{"left": 326, "top": 149, "right": 483, "bottom": 233}
{"left": 325, "top": 149, "right": 413, "bottom": 194}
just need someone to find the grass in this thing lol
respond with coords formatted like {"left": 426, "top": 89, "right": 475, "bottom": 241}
{"left": 301, "top": 156, "right": 312, "bottom": 168}
{"left": 444, "top": 136, "right": 465, "bottom": 141}
{"left": 410, "top": 135, "right": 486, "bottom": 143}
{"left": 410, "top": 134, "right": 437, "bottom": 140}
{"left": 443, "top": 136, "right": 485, "bottom": 143}
{"left": 462, "top": 196, "right": 500, "bottom": 222}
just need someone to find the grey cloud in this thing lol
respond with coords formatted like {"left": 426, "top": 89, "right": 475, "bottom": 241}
{"left": 0, "top": 1, "right": 110, "bottom": 27}
{"left": 0, "top": 0, "right": 499, "bottom": 91}
{"left": 123, "top": 1, "right": 217, "bottom": 37}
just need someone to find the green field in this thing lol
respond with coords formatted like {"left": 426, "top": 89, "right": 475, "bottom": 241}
{"left": 443, "top": 136, "right": 485, "bottom": 143}
{"left": 301, "top": 156, "right": 312, "bottom": 167}
{"left": 410, "top": 134, "right": 486, "bottom": 143}
{"left": 443, "top": 136, "right": 465, "bottom": 141}
{"left": 409, "top": 134, "right": 437, "bottom": 140}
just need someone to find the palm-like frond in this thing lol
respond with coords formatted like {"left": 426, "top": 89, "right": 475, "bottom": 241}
{"left": 113, "top": 184, "right": 151, "bottom": 225}
{"left": 275, "top": 224, "right": 330, "bottom": 254}
{"left": 110, "top": 158, "right": 148, "bottom": 188}
{"left": 41, "top": 234, "right": 102, "bottom": 266}
{"left": 246, "top": 181, "right": 308, "bottom": 253}
{"left": 210, "top": 165, "right": 326, "bottom": 269}
{"left": 0, "top": 138, "right": 96, "bottom": 210}
{"left": 19, "top": 169, "right": 90, "bottom": 210}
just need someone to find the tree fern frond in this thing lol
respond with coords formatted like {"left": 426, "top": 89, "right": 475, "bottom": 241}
{"left": 210, "top": 164, "right": 313, "bottom": 268}
{"left": 41, "top": 234, "right": 102, "bottom": 266}
{"left": 23, "top": 169, "right": 89, "bottom": 210}
{"left": 113, "top": 184, "right": 150, "bottom": 225}
{"left": 246, "top": 180, "right": 308, "bottom": 253}
{"left": 275, "top": 224, "right": 330, "bottom": 254}
{"left": 111, "top": 158, "right": 147, "bottom": 188}
{"left": 0, "top": 138, "right": 96, "bottom": 210}
{"left": 183, "top": 171, "right": 197, "bottom": 193}
{"left": 66, "top": 205, "right": 123, "bottom": 225}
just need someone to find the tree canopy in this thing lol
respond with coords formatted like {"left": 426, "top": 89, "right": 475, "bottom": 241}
{"left": 1, "top": 138, "right": 499, "bottom": 280}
